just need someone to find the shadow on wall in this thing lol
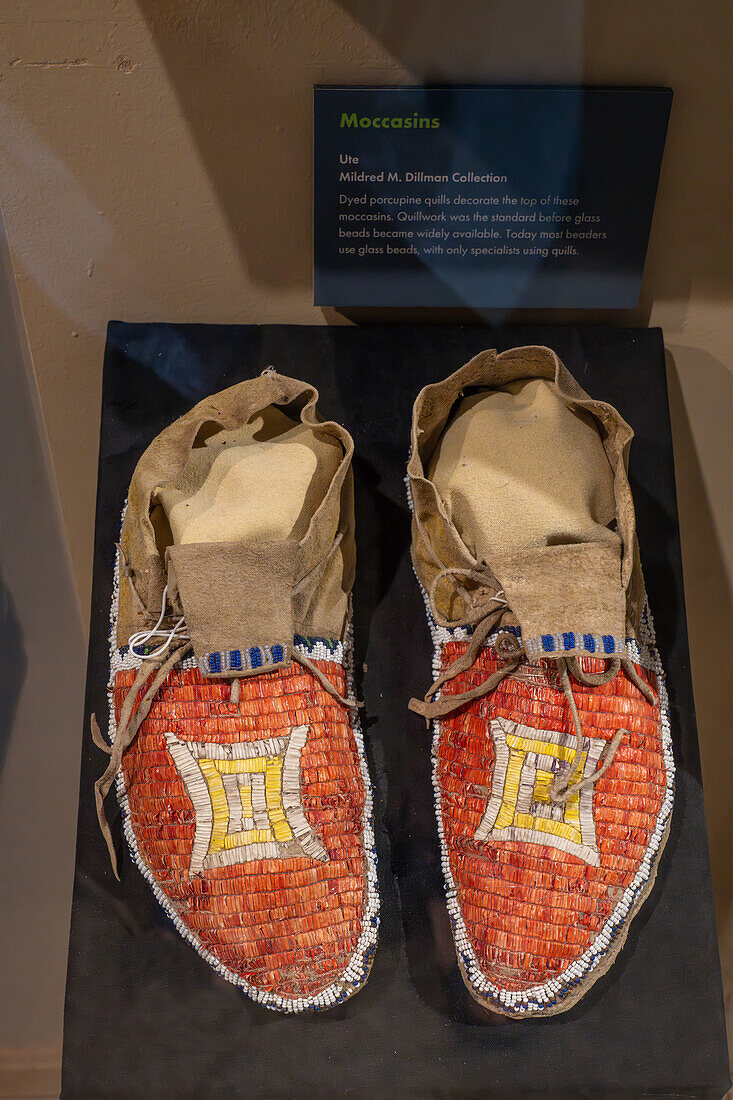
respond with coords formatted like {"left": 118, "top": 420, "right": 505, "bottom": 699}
{"left": 0, "top": 208, "right": 87, "bottom": 1053}
{"left": 135, "top": 0, "right": 342, "bottom": 294}
{"left": 133, "top": 0, "right": 584, "bottom": 306}
{"left": 0, "top": 575, "right": 26, "bottom": 779}
{"left": 665, "top": 347, "right": 733, "bottom": 1056}
{"left": 335, "top": 0, "right": 587, "bottom": 81}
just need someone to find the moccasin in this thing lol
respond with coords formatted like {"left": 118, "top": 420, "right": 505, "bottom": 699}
{"left": 407, "top": 346, "right": 673, "bottom": 1017}
{"left": 94, "top": 370, "right": 378, "bottom": 1012}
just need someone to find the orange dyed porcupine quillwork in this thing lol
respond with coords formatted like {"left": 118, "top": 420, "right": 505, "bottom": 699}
{"left": 113, "top": 658, "right": 371, "bottom": 1005}
{"left": 433, "top": 639, "right": 668, "bottom": 1012}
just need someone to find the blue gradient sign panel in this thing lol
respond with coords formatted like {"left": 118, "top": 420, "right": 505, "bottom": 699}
{"left": 313, "top": 86, "right": 671, "bottom": 308}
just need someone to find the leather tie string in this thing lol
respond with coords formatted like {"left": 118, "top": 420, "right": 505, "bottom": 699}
{"left": 409, "top": 563, "right": 658, "bottom": 804}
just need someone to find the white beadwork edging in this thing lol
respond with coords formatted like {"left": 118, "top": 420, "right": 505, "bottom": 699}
{"left": 407, "top": 477, "right": 675, "bottom": 1015}
{"left": 106, "top": 514, "right": 379, "bottom": 1013}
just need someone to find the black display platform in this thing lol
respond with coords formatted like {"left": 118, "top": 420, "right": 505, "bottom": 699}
{"left": 63, "top": 324, "right": 730, "bottom": 1099}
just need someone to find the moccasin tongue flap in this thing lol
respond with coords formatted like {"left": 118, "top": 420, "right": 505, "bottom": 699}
{"left": 166, "top": 540, "right": 297, "bottom": 678}
{"left": 487, "top": 542, "right": 627, "bottom": 662}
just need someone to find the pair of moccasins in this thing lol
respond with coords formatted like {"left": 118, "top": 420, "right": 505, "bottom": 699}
{"left": 94, "top": 345, "right": 673, "bottom": 1018}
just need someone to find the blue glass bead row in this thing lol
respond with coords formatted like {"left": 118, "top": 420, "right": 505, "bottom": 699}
{"left": 199, "top": 642, "right": 289, "bottom": 677}
{"left": 524, "top": 631, "right": 625, "bottom": 659}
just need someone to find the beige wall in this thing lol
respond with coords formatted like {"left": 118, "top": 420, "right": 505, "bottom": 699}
{"left": 0, "top": 0, "right": 731, "bottom": 1087}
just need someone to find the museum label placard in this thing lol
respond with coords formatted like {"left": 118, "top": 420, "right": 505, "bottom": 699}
{"left": 313, "top": 86, "right": 672, "bottom": 308}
